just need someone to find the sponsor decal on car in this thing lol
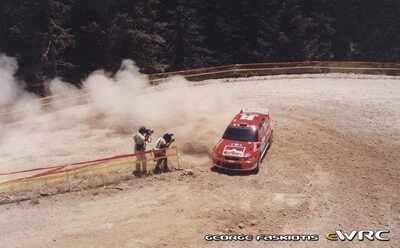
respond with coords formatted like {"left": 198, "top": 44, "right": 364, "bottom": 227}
{"left": 240, "top": 114, "right": 257, "bottom": 120}
{"left": 241, "top": 107, "right": 269, "bottom": 115}
{"left": 223, "top": 146, "right": 245, "bottom": 157}
{"left": 231, "top": 142, "right": 242, "bottom": 147}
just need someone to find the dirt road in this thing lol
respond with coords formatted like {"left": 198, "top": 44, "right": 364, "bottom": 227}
{"left": 1, "top": 74, "right": 399, "bottom": 247}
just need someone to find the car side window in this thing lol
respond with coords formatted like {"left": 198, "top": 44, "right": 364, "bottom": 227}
{"left": 262, "top": 119, "right": 268, "bottom": 129}
{"left": 259, "top": 121, "right": 265, "bottom": 135}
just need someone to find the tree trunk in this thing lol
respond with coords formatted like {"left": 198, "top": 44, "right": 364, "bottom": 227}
{"left": 47, "top": 0, "right": 58, "bottom": 78}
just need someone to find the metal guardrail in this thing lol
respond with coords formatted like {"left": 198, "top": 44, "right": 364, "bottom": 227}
{"left": 148, "top": 61, "right": 400, "bottom": 83}
{"left": 2, "top": 61, "right": 399, "bottom": 122}
{"left": 1, "top": 61, "right": 399, "bottom": 201}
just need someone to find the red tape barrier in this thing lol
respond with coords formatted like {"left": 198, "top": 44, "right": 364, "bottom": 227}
{"left": 0, "top": 165, "right": 65, "bottom": 176}
{"left": 0, "top": 146, "right": 176, "bottom": 183}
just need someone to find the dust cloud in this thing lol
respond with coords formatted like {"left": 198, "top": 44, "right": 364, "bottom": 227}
{"left": 0, "top": 58, "right": 239, "bottom": 171}
{"left": 83, "top": 59, "right": 239, "bottom": 154}
{"left": 0, "top": 54, "right": 44, "bottom": 124}
{"left": 0, "top": 54, "right": 20, "bottom": 107}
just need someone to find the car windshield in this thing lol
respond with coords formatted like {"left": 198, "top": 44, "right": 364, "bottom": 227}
{"left": 222, "top": 126, "right": 258, "bottom": 142}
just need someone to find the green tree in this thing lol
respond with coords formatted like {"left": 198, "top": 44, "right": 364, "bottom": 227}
{"left": 349, "top": 0, "right": 400, "bottom": 61}
{"left": 163, "top": 0, "right": 215, "bottom": 70}
{"left": 300, "top": 0, "right": 335, "bottom": 60}
{"left": 1, "top": 0, "right": 74, "bottom": 95}
{"left": 64, "top": 0, "right": 115, "bottom": 83}
{"left": 248, "top": 0, "right": 280, "bottom": 62}
{"left": 109, "top": 0, "right": 167, "bottom": 73}
{"left": 202, "top": 0, "right": 249, "bottom": 65}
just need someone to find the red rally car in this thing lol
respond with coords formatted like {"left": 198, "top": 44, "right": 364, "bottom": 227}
{"left": 211, "top": 108, "right": 273, "bottom": 173}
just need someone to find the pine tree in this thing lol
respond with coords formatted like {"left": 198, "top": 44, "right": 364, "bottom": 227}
{"left": 202, "top": 0, "right": 248, "bottom": 65}
{"left": 269, "top": 0, "right": 304, "bottom": 61}
{"left": 1, "top": 0, "right": 75, "bottom": 95}
{"left": 64, "top": 0, "right": 116, "bottom": 82}
{"left": 349, "top": 0, "right": 400, "bottom": 61}
{"left": 1, "top": 0, "right": 400, "bottom": 95}
{"left": 109, "top": 0, "right": 167, "bottom": 73}
{"left": 42, "top": 0, "right": 75, "bottom": 79}
{"left": 250, "top": 0, "right": 280, "bottom": 62}
{"left": 299, "top": 0, "right": 335, "bottom": 60}
{"left": 162, "top": 0, "right": 215, "bottom": 70}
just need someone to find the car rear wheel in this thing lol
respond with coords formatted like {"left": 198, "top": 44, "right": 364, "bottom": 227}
{"left": 270, "top": 130, "right": 274, "bottom": 144}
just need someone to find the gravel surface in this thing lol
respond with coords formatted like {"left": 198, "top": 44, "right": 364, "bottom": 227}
{"left": 0, "top": 74, "right": 399, "bottom": 247}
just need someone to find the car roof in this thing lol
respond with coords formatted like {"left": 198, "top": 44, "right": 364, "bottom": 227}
{"left": 229, "top": 112, "right": 265, "bottom": 128}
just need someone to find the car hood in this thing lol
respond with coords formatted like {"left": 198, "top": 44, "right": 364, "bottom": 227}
{"left": 213, "top": 139, "right": 256, "bottom": 157}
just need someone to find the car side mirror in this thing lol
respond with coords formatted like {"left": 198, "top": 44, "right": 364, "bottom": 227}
{"left": 255, "top": 142, "right": 262, "bottom": 149}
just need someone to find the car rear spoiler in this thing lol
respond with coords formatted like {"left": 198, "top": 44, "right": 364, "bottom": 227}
{"left": 241, "top": 107, "right": 269, "bottom": 116}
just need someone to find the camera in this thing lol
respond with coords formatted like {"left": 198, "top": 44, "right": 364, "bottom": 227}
{"left": 145, "top": 129, "right": 154, "bottom": 135}
{"left": 163, "top": 133, "right": 175, "bottom": 143}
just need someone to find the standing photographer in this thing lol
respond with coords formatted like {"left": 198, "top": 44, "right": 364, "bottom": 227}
{"left": 154, "top": 133, "right": 175, "bottom": 173}
{"left": 133, "top": 126, "right": 153, "bottom": 175}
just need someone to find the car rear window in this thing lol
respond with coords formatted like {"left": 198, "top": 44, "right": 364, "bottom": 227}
{"left": 222, "top": 126, "right": 259, "bottom": 142}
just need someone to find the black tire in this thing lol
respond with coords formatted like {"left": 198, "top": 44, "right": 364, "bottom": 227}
{"left": 253, "top": 159, "right": 260, "bottom": 174}
{"left": 270, "top": 130, "right": 274, "bottom": 144}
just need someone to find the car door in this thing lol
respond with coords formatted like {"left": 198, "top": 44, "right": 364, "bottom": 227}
{"left": 258, "top": 119, "right": 268, "bottom": 152}
{"left": 263, "top": 117, "right": 271, "bottom": 144}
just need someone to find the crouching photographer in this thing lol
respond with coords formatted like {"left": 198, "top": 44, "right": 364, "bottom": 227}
{"left": 133, "top": 126, "right": 154, "bottom": 175}
{"left": 154, "top": 133, "right": 175, "bottom": 173}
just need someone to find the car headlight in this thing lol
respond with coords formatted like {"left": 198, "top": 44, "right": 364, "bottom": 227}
{"left": 243, "top": 156, "right": 256, "bottom": 161}
{"left": 213, "top": 152, "right": 223, "bottom": 158}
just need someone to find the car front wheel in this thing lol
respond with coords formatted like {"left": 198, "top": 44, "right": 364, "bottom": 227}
{"left": 253, "top": 158, "right": 260, "bottom": 174}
